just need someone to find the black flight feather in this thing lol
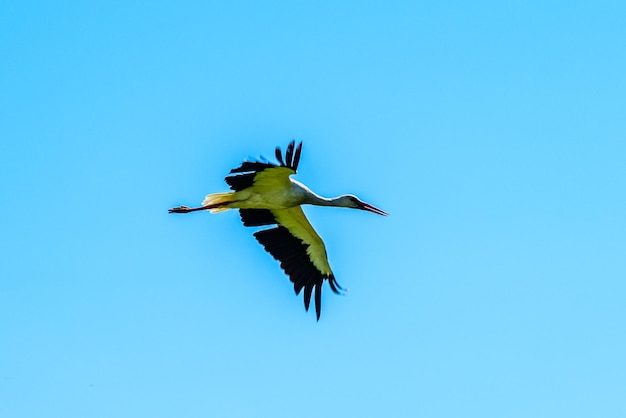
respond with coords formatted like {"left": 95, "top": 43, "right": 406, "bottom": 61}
{"left": 292, "top": 142, "right": 302, "bottom": 171}
{"left": 285, "top": 141, "right": 294, "bottom": 168}
{"left": 239, "top": 209, "right": 277, "bottom": 227}
{"left": 225, "top": 161, "right": 276, "bottom": 192}
{"left": 314, "top": 284, "right": 322, "bottom": 320}
{"left": 274, "top": 147, "right": 285, "bottom": 166}
{"left": 303, "top": 282, "right": 314, "bottom": 311}
{"left": 253, "top": 225, "right": 333, "bottom": 320}
{"left": 225, "top": 141, "right": 302, "bottom": 192}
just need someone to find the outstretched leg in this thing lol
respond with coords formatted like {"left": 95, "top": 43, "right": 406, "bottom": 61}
{"left": 168, "top": 205, "right": 213, "bottom": 213}
{"left": 169, "top": 192, "right": 237, "bottom": 214}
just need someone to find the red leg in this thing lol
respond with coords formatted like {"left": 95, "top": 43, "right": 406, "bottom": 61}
{"left": 168, "top": 205, "right": 212, "bottom": 214}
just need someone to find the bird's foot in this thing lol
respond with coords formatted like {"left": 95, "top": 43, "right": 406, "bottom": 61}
{"left": 168, "top": 205, "right": 191, "bottom": 213}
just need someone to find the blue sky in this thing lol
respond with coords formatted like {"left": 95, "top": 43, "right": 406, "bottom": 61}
{"left": 1, "top": 1, "right": 625, "bottom": 417}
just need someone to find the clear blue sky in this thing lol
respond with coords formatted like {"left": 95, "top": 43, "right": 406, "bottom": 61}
{"left": 1, "top": 1, "right": 625, "bottom": 417}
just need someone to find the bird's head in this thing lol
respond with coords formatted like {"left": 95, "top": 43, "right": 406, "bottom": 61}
{"left": 337, "top": 194, "right": 388, "bottom": 216}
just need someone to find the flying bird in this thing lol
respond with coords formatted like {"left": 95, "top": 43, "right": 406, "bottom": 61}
{"left": 169, "top": 141, "right": 387, "bottom": 320}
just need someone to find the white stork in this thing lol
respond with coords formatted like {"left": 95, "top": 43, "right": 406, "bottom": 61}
{"left": 169, "top": 141, "right": 387, "bottom": 320}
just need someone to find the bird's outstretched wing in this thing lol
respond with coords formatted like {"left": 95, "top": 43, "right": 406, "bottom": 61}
{"left": 246, "top": 206, "right": 343, "bottom": 320}
{"left": 226, "top": 141, "right": 342, "bottom": 319}
{"left": 225, "top": 140, "right": 302, "bottom": 191}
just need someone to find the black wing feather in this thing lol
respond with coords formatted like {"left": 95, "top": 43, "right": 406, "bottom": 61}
{"left": 285, "top": 141, "right": 294, "bottom": 167}
{"left": 224, "top": 173, "right": 255, "bottom": 191}
{"left": 275, "top": 147, "right": 285, "bottom": 166}
{"left": 253, "top": 225, "right": 332, "bottom": 320}
{"left": 226, "top": 162, "right": 276, "bottom": 191}
{"left": 314, "top": 284, "right": 322, "bottom": 320}
{"left": 239, "top": 209, "right": 277, "bottom": 227}
{"left": 303, "top": 281, "right": 314, "bottom": 311}
{"left": 292, "top": 142, "right": 302, "bottom": 171}
{"left": 225, "top": 141, "right": 302, "bottom": 191}
{"left": 229, "top": 161, "right": 276, "bottom": 174}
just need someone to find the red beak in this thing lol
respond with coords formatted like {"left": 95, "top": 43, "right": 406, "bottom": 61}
{"left": 359, "top": 201, "right": 388, "bottom": 216}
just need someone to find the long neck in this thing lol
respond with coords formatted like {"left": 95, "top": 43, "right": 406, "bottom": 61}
{"left": 303, "top": 191, "right": 350, "bottom": 208}
{"left": 304, "top": 193, "right": 341, "bottom": 207}
{"left": 292, "top": 179, "right": 346, "bottom": 207}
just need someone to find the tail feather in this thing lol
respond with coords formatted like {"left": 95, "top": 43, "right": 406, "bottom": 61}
{"left": 201, "top": 192, "right": 236, "bottom": 213}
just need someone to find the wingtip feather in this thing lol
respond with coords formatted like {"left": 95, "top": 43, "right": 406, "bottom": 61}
{"left": 275, "top": 146, "right": 285, "bottom": 166}
{"left": 314, "top": 283, "right": 322, "bottom": 321}
{"left": 292, "top": 142, "right": 302, "bottom": 171}
{"left": 303, "top": 284, "right": 313, "bottom": 312}
{"left": 285, "top": 141, "right": 295, "bottom": 168}
{"left": 328, "top": 275, "right": 345, "bottom": 294}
